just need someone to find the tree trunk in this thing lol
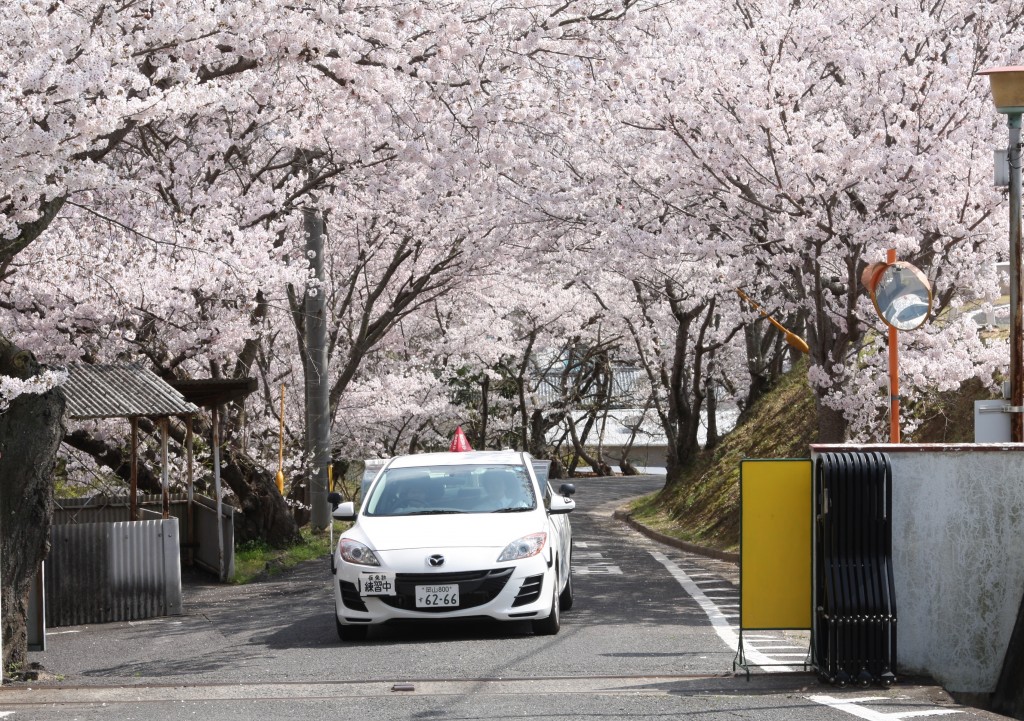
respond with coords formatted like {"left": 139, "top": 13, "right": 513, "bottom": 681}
{"left": 664, "top": 432, "right": 700, "bottom": 489}
{"left": 705, "top": 374, "right": 720, "bottom": 451}
{"left": 548, "top": 456, "right": 565, "bottom": 480}
{"left": 619, "top": 458, "right": 640, "bottom": 476}
{"left": 566, "top": 413, "right": 609, "bottom": 476}
{"left": 478, "top": 375, "right": 489, "bottom": 450}
{"left": 287, "top": 481, "right": 311, "bottom": 528}
{"left": 220, "top": 446, "right": 302, "bottom": 548}
{"left": 0, "top": 344, "right": 66, "bottom": 670}
{"left": 815, "top": 397, "right": 847, "bottom": 443}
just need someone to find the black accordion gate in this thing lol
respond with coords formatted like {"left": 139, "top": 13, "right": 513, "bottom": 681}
{"left": 814, "top": 452, "right": 897, "bottom": 687}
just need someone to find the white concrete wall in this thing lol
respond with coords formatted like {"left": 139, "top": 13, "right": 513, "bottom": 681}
{"left": 813, "top": 444, "right": 1024, "bottom": 693}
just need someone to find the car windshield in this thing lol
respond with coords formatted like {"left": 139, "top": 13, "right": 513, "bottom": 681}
{"left": 364, "top": 464, "right": 537, "bottom": 516}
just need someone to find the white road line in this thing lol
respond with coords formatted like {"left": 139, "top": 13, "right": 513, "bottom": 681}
{"left": 753, "top": 647, "right": 806, "bottom": 655}
{"left": 574, "top": 565, "right": 623, "bottom": 575}
{"left": 648, "top": 550, "right": 795, "bottom": 672}
{"left": 809, "top": 695, "right": 963, "bottom": 720}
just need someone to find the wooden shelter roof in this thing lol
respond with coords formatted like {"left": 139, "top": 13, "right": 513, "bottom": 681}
{"left": 60, "top": 364, "right": 199, "bottom": 420}
{"left": 167, "top": 377, "right": 258, "bottom": 408}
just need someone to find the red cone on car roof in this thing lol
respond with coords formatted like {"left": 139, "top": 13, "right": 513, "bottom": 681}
{"left": 449, "top": 426, "right": 473, "bottom": 452}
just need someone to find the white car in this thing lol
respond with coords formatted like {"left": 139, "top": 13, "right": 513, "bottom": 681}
{"left": 330, "top": 450, "right": 576, "bottom": 641}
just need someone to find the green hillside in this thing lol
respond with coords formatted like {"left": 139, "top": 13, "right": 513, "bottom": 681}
{"left": 628, "top": 361, "right": 993, "bottom": 554}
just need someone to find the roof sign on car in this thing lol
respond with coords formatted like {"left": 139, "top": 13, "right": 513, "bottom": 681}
{"left": 449, "top": 426, "right": 473, "bottom": 452}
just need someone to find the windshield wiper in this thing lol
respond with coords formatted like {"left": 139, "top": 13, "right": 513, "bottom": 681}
{"left": 492, "top": 507, "right": 533, "bottom": 513}
{"left": 405, "top": 509, "right": 465, "bottom": 515}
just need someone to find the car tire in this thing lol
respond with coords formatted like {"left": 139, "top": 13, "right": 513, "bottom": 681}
{"left": 532, "top": 571, "right": 561, "bottom": 636}
{"left": 558, "top": 564, "right": 574, "bottom": 611}
{"left": 336, "top": 618, "right": 368, "bottom": 642}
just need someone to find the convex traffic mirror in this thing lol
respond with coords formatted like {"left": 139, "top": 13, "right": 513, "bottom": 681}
{"left": 863, "top": 261, "right": 933, "bottom": 331}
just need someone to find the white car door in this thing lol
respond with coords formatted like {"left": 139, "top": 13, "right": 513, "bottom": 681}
{"left": 545, "top": 480, "right": 572, "bottom": 585}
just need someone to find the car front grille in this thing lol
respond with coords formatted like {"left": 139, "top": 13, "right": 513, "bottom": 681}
{"left": 377, "top": 568, "right": 513, "bottom": 613}
{"left": 512, "top": 574, "right": 544, "bottom": 607}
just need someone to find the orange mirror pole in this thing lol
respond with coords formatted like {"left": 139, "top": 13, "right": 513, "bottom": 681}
{"left": 887, "top": 250, "right": 900, "bottom": 443}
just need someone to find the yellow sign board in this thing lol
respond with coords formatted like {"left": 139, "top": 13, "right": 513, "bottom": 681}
{"left": 740, "top": 459, "right": 812, "bottom": 630}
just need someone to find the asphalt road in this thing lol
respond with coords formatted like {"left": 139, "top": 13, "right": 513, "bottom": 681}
{"left": 4, "top": 475, "right": 1010, "bottom": 720}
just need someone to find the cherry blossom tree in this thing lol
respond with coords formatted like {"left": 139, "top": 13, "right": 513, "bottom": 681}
{"left": 0, "top": 0, "right": 655, "bottom": 665}
{"left": 2, "top": 0, "right": 1022, "bottom": 668}
{"left": 634, "top": 0, "right": 1017, "bottom": 442}
{"left": 547, "top": 0, "right": 1018, "bottom": 452}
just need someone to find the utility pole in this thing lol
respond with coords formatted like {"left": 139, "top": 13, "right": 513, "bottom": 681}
{"left": 978, "top": 64, "right": 1024, "bottom": 717}
{"left": 1009, "top": 112, "right": 1023, "bottom": 442}
{"left": 304, "top": 207, "right": 331, "bottom": 531}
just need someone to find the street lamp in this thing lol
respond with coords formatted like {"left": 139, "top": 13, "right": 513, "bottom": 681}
{"left": 978, "top": 66, "right": 1024, "bottom": 442}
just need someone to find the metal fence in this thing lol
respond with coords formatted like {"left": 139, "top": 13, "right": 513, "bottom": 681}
{"left": 44, "top": 493, "right": 236, "bottom": 628}
{"left": 45, "top": 518, "right": 183, "bottom": 627}
{"left": 54, "top": 493, "right": 235, "bottom": 579}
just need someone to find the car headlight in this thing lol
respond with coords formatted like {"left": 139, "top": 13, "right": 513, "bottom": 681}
{"left": 497, "top": 532, "right": 547, "bottom": 562}
{"left": 338, "top": 539, "right": 381, "bottom": 566}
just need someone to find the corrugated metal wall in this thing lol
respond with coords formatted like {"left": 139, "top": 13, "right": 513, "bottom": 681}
{"left": 54, "top": 493, "right": 235, "bottom": 580}
{"left": 45, "top": 519, "right": 183, "bottom": 628}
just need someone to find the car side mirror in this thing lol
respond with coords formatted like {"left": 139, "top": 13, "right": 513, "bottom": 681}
{"left": 558, "top": 483, "right": 576, "bottom": 497}
{"left": 549, "top": 495, "right": 575, "bottom": 515}
{"left": 332, "top": 501, "right": 356, "bottom": 521}
{"left": 328, "top": 492, "right": 343, "bottom": 509}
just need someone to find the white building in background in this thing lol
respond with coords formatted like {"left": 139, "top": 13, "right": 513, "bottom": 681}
{"left": 532, "top": 363, "right": 739, "bottom": 475}
{"left": 551, "top": 405, "right": 739, "bottom": 475}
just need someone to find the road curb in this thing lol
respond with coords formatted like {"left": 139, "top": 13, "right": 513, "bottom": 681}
{"left": 612, "top": 509, "right": 740, "bottom": 564}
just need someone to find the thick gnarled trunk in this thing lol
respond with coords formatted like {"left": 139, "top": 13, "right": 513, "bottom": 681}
{"left": 0, "top": 343, "right": 65, "bottom": 669}
{"left": 220, "top": 446, "right": 301, "bottom": 548}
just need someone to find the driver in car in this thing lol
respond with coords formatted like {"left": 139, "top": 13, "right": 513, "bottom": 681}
{"left": 480, "top": 471, "right": 530, "bottom": 510}
{"left": 399, "top": 483, "right": 435, "bottom": 509}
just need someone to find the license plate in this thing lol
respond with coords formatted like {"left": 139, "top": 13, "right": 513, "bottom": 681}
{"left": 358, "top": 571, "right": 396, "bottom": 596}
{"left": 415, "top": 584, "right": 459, "bottom": 608}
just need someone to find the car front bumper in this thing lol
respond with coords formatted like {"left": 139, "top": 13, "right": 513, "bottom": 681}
{"left": 333, "top": 550, "right": 554, "bottom": 626}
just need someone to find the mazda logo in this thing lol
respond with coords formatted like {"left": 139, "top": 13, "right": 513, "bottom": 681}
{"left": 428, "top": 554, "right": 445, "bottom": 567}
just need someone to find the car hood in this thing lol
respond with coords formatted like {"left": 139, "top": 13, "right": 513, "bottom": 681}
{"left": 348, "top": 511, "right": 545, "bottom": 552}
